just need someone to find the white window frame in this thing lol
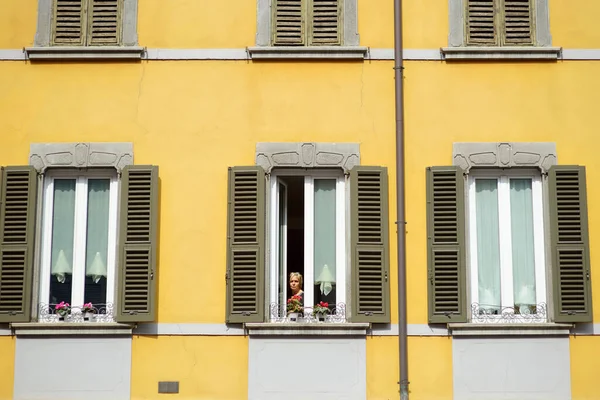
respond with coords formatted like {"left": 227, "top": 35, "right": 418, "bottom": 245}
{"left": 39, "top": 170, "right": 119, "bottom": 318}
{"left": 467, "top": 169, "right": 546, "bottom": 320}
{"left": 269, "top": 169, "right": 346, "bottom": 319}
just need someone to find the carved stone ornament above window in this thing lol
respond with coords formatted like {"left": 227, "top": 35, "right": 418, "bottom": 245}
{"left": 453, "top": 142, "right": 557, "bottom": 173}
{"left": 256, "top": 142, "right": 360, "bottom": 174}
{"left": 29, "top": 142, "right": 134, "bottom": 173}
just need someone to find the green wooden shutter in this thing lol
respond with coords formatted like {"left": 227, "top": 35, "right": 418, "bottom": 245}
{"left": 309, "top": 0, "right": 341, "bottom": 45}
{"left": 466, "top": 0, "right": 499, "bottom": 46}
{"left": 226, "top": 167, "right": 265, "bottom": 323}
{"left": 88, "top": 0, "right": 121, "bottom": 45}
{"left": 116, "top": 166, "right": 159, "bottom": 323}
{"left": 0, "top": 167, "right": 37, "bottom": 323}
{"left": 52, "top": 0, "right": 86, "bottom": 46}
{"left": 273, "top": 0, "right": 305, "bottom": 46}
{"left": 350, "top": 167, "right": 390, "bottom": 323}
{"left": 426, "top": 167, "right": 467, "bottom": 323}
{"left": 549, "top": 166, "right": 593, "bottom": 323}
{"left": 502, "top": 0, "right": 533, "bottom": 45}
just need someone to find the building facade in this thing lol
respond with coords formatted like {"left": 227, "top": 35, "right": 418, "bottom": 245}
{"left": 0, "top": 0, "right": 599, "bottom": 399}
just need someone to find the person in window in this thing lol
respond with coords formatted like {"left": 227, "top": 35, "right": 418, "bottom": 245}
{"left": 289, "top": 272, "right": 304, "bottom": 305}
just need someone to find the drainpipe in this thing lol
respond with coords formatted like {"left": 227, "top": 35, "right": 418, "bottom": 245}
{"left": 393, "top": 0, "right": 409, "bottom": 397}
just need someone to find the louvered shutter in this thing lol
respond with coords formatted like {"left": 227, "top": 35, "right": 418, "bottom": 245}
{"left": 350, "top": 167, "right": 390, "bottom": 323}
{"left": 502, "top": 0, "right": 533, "bottom": 45}
{"left": 226, "top": 167, "right": 265, "bottom": 323}
{"left": 88, "top": 0, "right": 121, "bottom": 45}
{"left": 116, "top": 166, "right": 158, "bottom": 323}
{"left": 466, "top": 0, "right": 498, "bottom": 45}
{"left": 549, "top": 166, "right": 593, "bottom": 323}
{"left": 0, "top": 167, "right": 37, "bottom": 323}
{"left": 52, "top": 0, "right": 86, "bottom": 46}
{"left": 426, "top": 167, "right": 467, "bottom": 323}
{"left": 273, "top": 0, "right": 305, "bottom": 46}
{"left": 309, "top": 0, "right": 341, "bottom": 45}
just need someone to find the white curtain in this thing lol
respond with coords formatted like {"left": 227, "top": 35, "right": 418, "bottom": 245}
{"left": 510, "top": 179, "right": 536, "bottom": 308}
{"left": 314, "top": 179, "right": 336, "bottom": 296}
{"left": 85, "top": 179, "right": 110, "bottom": 283}
{"left": 475, "top": 179, "right": 501, "bottom": 311}
{"left": 50, "top": 180, "right": 76, "bottom": 283}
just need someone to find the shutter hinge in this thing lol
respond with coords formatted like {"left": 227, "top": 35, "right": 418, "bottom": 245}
{"left": 587, "top": 271, "right": 591, "bottom": 281}
{"left": 225, "top": 272, "right": 229, "bottom": 282}
{"left": 429, "top": 272, "right": 433, "bottom": 285}
{"left": 150, "top": 270, "right": 154, "bottom": 280}
{"left": 384, "top": 271, "right": 388, "bottom": 282}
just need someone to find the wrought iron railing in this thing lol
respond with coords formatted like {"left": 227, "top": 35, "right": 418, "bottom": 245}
{"left": 38, "top": 303, "right": 114, "bottom": 323}
{"left": 471, "top": 302, "right": 547, "bottom": 323}
{"left": 269, "top": 302, "right": 347, "bottom": 323}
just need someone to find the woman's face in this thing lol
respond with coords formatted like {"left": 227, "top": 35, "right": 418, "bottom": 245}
{"left": 289, "top": 276, "right": 300, "bottom": 292}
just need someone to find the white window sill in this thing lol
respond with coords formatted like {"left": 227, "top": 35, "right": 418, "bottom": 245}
{"left": 10, "top": 322, "right": 134, "bottom": 336}
{"left": 245, "top": 322, "right": 369, "bottom": 336}
{"left": 449, "top": 323, "right": 572, "bottom": 337}
{"left": 24, "top": 46, "right": 145, "bottom": 60}
{"left": 248, "top": 46, "right": 368, "bottom": 60}
{"left": 441, "top": 46, "right": 562, "bottom": 60}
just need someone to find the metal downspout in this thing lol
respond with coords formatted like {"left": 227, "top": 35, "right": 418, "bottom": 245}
{"left": 393, "top": 0, "right": 409, "bottom": 397}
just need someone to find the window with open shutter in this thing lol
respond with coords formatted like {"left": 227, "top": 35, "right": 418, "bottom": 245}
{"left": 0, "top": 167, "right": 38, "bottom": 323}
{"left": 51, "top": 0, "right": 122, "bottom": 46}
{"left": 273, "top": 0, "right": 342, "bottom": 46}
{"left": 116, "top": 165, "right": 158, "bottom": 323}
{"left": 226, "top": 167, "right": 265, "bottom": 323}
{"left": 350, "top": 167, "right": 390, "bottom": 323}
{"left": 549, "top": 166, "right": 593, "bottom": 323}
{"left": 426, "top": 167, "right": 467, "bottom": 323}
{"left": 465, "top": 0, "right": 533, "bottom": 46}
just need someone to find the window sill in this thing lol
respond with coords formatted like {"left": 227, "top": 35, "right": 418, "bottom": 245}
{"left": 24, "top": 46, "right": 145, "bottom": 60}
{"left": 10, "top": 322, "right": 134, "bottom": 336}
{"left": 245, "top": 322, "right": 370, "bottom": 336}
{"left": 441, "top": 46, "right": 562, "bottom": 61}
{"left": 248, "top": 46, "right": 368, "bottom": 60}
{"left": 448, "top": 323, "right": 572, "bottom": 337}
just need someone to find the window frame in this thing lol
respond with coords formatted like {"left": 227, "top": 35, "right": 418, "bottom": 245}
{"left": 27, "top": 0, "right": 143, "bottom": 60}
{"left": 39, "top": 169, "right": 119, "bottom": 320}
{"left": 467, "top": 169, "right": 547, "bottom": 321}
{"left": 268, "top": 169, "right": 347, "bottom": 321}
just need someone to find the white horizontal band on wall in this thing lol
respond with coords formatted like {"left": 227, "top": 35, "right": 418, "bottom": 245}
{"left": 3, "top": 48, "right": 600, "bottom": 61}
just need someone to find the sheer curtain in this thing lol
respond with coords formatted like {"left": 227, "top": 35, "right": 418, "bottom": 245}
{"left": 510, "top": 179, "right": 536, "bottom": 310}
{"left": 85, "top": 179, "right": 110, "bottom": 284}
{"left": 314, "top": 179, "right": 336, "bottom": 297}
{"left": 50, "top": 180, "right": 76, "bottom": 284}
{"left": 475, "top": 179, "right": 501, "bottom": 312}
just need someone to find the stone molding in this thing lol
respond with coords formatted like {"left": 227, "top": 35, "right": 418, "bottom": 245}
{"left": 453, "top": 142, "right": 557, "bottom": 173}
{"left": 256, "top": 142, "right": 360, "bottom": 173}
{"left": 245, "top": 322, "right": 369, "bottom": 336}
{"left": 30, "top": 142, "right": 134, "bottom": 173}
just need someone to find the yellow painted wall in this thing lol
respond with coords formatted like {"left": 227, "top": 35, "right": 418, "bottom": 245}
{"left": 131, "top": 336, "right": 247, "bottom": 400}
{"left": 0, "top": 337, "right": 15, "bottom": 400}
{"left": 367, "top": 336, "right": 452, "bottom": 400}
{"left": 5, "top": 0, "right": 600, "bottom": 49}
{"left": 570, "top": 336, "right": 600, "bottom": 400}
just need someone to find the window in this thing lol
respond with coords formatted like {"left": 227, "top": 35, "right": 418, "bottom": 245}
{"left": 427, "top": 144, "right": 593, "bottom": 325}
{"left": 467, "top": 170, "right": 546, "bottom": 317}
{"left": 39, "top": 171, "right": 118, "bottom": 320}
{"left": 225, "top": 162, "right": 390, "bottom": 324}
{"left": 269, "top": 171, "right": 346, "bottom": 318}
{"left": 27, "top": 0, "right": 142, "bottom": 60}
{"left": 465, "top": 0, "right": 534, "bottom": 46}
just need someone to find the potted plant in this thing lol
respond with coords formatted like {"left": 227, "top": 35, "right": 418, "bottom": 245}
{"left": 55, "top": 301, "right": 71, "bottom": 321}
{"left": 82, "top": 302, "right": 94, "bottom": 321}
{"left": 312, "top": 301, "right": 330, "bottom": 322}
{"left": 286, "top": 295, "right": 303, "bottom": 322}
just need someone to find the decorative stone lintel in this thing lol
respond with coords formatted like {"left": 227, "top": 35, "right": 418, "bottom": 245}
{"left": 24, "top": 46, "right": 145, "bottom": 61}
{"left": 448, "top": 323, "right": 572, "bottom": 337}
{"left": 256, "top": 142, "right": 360, "bottom": 174}
{"left": 10, "top": 322, "right": 134, "bottom": 336}
{"left": 441, "top": 47, "right": 561, "bottom": 61}
{"left": 453, "top": 142, "right": 557, "bottom": 173}
{"left": 245, "top": 322, "right": 370, "bottom": 336}
{"left": 30, "top": 142, "right": 134, "bottom": 173}
{"left": 248, "top": 46, "right": 368, "bottom": 60}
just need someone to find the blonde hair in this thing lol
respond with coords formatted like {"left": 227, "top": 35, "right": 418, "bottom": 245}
{"left": 289, "top": 272, "right": 303, "bottom": 287}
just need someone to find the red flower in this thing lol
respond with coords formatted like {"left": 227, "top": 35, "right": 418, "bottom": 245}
{"left": 320, "top": 302, "right": 328, "bottom": 308}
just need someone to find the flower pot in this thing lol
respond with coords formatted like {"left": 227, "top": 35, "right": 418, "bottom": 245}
{"left": 83, "top": 312, "right": 94, "bottom": 322}
{"left": 316, "top": 312, "right": 326, "bottom": 322}
{"left": 288, "top": 312, "right": 300, "bottom": 322}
